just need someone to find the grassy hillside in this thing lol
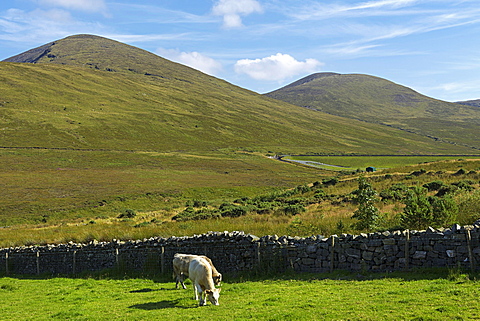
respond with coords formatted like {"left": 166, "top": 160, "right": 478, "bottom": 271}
{"left": 457, "top": 99, "right": 480, "bottom": 108}
{"left": 265, "top": 73, "right": 480, "bottom": 152}
{"left": 1, "top": 35, "right": 479, "bottom": 237}
{"left": 2, "top": 35, "right": 476, "bottom": 154}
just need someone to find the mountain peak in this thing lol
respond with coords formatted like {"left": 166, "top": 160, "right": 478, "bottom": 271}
{"left": 277, "top": 72, "right": 341, "bottom": 90}
{"left": 2, "top": 34, "right": 196, "bottom": 79}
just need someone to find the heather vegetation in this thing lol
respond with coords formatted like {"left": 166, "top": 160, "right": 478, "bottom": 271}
{"left": 1, "top": 157, "right": 479, "bottom": 248}
{"left": 1, "top": 35, "right": 480, "bottom": 249}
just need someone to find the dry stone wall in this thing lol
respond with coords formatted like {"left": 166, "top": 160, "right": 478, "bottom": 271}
{"left": 1, "top": 223, "right": 480, "bottom": 276}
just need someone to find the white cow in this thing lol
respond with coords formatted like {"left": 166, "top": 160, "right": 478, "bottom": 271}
{"left": 188, "top": 257, "right": 221, "bottom": 306}
{"left": 172, "top": 253, "right": 222, "bottom": 289}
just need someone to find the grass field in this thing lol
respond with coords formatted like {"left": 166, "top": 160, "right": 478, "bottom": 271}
{"left": 0, "top": 269, "right": 479, "bottom": 320}
{"left": 1, "top": 156, "right": 480, "bottom": 248}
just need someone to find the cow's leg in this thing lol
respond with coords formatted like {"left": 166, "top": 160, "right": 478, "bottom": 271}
{"left": 175, "top": 275, "right": 180, "bottom": 289}
{"left": 180, "top": 274, "right": 187, "bottom": 289}
{"left": 193, "top": 282, "right": 200, "bottom": 301}
{"left": 176, "top": 273, "right": 187, "bottom": 289}
{"left": 199, "top": 289, "right": 206, "bottom": 306}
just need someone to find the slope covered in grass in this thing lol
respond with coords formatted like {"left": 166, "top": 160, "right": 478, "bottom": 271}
{"left": 1, "top": 35, "right": 474, "bottom": 155}
{"left": 1, "top": 35, "right": 478, "bottom": 229}
{"left": 265, "top": 73, "right": 480, "bottom": 151}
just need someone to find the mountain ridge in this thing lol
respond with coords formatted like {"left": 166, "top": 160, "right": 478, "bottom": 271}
{"left": 265, "top": 73, "right": 480, "bottom": 151}
{"left": 1, "top": 34, "right": 477, "bottom": 155}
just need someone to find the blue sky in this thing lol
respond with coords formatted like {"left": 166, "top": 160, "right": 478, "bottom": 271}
{"left": 1, "top": 0, "right": 479, "bottom": 102}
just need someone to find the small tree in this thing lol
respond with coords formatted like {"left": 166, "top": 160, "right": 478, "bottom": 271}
{"left": 400, "top": 186, "right": 459, "bottom": 230}
{"left": 400, "top": 186, "right": 432, "bottom": 230}
{"left": 430, "top": 195, "right": 458, "bottom": 228}
{"left": 351, "top": 176, "right": 380, "bottom": 230}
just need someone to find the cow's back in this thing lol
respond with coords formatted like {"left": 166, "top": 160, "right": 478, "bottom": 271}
{"left": 189, "top": 257, "right": 214, "bottom": 289}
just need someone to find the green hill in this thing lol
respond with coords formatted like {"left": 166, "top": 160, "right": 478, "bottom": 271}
{"left": 456, "top": 99, "right": 480, "bottom": 108}
{"left": 265, "top": 73, "right": 480, "bottom": 152}
{"left": 2, "top": 35, "right": 471, "bottom": 155}
{"left": 1, "top": 35, "right": 478, "bottom": 226}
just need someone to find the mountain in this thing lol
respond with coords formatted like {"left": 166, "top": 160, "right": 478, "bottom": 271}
{"left": 456, "top": 99, "right": 480, "bottom": 108}
{"left": 0, "top": 35, "right": 476, "bottom": 155}
{"left": 265, "top": 73, "right": 480, "bottom": 152}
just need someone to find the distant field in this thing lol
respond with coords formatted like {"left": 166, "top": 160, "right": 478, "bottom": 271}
{"left": 283, "top": 155, "right": 476, "bottom": 171}
{"left": 0, "top": 270, "right": 478, "bottom": 320}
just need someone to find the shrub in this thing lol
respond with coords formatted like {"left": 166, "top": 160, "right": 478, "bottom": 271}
{"left": 452, "top": 180, "right": 475, "bottom": 191}
{"left": 118, "top": 208, "right": 136, "bottom": 218}
{"left": 172, "top": 207, "right": 220, "bottom": 221}
{"left": 423, "top": 180, "right": 444, "bottom": 191}
{"left": 429, "top": 195, "right": 458, "bottom": 228}
{"left": 435, "top": 185, "right": 459, "bottom": 197}
{"left": 453, "top": 168, "right": 466, "bottom": 176}
{"left": 219, "top": 204, "right": 249, "bottom": 218}
{"left": 322, "top": 177, "right": 339, "bottom": 187}
{"left": 351, "top": 177, "right": 380, "bottom": 230}
{"left": 400, "top": 186, "right": 459, "bottom": 229}
{"left": 456, "top": 190, "right": 480, "bottom": 225}
{"left": 293, "top": 184, "right": 311, "bottom": 194}
{"left": 380, "top": 183, "right": 408, "bottom": 201}
{"left": 400, "top": 186, "right": 432, "bottom": 230}
{"left": 282, "top": 204, "right": 306, "bottom": 215}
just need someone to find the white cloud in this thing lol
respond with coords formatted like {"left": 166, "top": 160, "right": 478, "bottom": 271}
{"left": 290, "top": 0, "right": 421, "bottom": 20}
{"left": 156, "top": 48, "right": 223, "bottom": 76}
{"left": 212, "top": 0, "right": 263, "bottom": 28}
{"left": 34, "top": 0, "right": 108, "bottom": 15}
{"left": 234, "top": 53, "right": 322, "bottom": 81}
{"left": 0, "top": 8, "right": 107, "bottom": 45}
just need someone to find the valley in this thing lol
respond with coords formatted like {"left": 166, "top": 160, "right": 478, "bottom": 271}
{"left": 1, "top": 35, "right": 480, "bottom": 247}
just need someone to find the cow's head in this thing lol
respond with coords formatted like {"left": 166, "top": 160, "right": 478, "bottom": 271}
{"left": 205, "top": 288, "right": 221, "bottom": 305}
{"left": 213, "top": 273, "right": 222, "bottom": 286}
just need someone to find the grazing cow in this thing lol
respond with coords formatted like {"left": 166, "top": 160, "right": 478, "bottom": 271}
{"left": 188, "top": 257, "right": 221, "bottom": 306}
{"left": 172, "top": 253, "right": 222, "bottom": 289}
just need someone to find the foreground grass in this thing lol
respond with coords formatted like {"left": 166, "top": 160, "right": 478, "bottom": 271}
{"left": 0, "top": 270, "right": 479, "bottom": 320}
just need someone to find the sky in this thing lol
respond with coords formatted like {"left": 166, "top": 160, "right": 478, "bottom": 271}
{"left": 1, "top": 0, "right": 479, "bottom": 102}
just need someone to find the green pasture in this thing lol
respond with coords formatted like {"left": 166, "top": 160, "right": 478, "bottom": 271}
{"left": 283, "top": 155, "right": 477, "bottom": 171}
{"left": 0, "top": 269, "right": 479, "bottom": 320}
{"left": 0, "top": 148, "right": 323, "bottom": 226}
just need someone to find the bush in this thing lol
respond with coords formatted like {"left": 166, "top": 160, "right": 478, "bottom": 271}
{"left": 435, "top": 185, "right": 459, "bottom": 197}
{"left": 456, "top": 190, "right": 480, "bottom": 225}
{"left": 351, "top": 176, "right": 380, "bottom": 230}
{"left": 400, "top": 186, "right": 432, "bottom": 230}
{"left": 380, "top": 183, "right": 408, "bottom": 201}
{"left": 219, "top": 204, "right": 249, "bottom": 218}
{"left": 400, "top": 186, "right": 459, "bottom": 229}
{"left": 118, "top": 208, "right": 136, "bottom": 218}
{"left": 322, "top": 177, "right": 339, "bottom": 187}
{"left": 172, "top": 207, "right": 220, "bottom": 221}
{"left": 423, "top": 180, "right": 444, "bottom": 191}
{"left": 282, "top": 204, "right": 306, "bottom": 215}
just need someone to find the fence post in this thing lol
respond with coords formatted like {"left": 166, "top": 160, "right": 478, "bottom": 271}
{"left": 330, "top": 235, "right": 336, "bottom": 273}
{"left": 466, "top": 229, "right": 475, "bottom": 271}
{"left": 256, "top": 242, "right": 261, "bottom": 269}
{"left": 36, "top": 251, "right": 40, "bottom": 275}
{"left": 160, "top": 246, "right": 165, "bottom": 275}
{"left": 72, "top": 250, "right": 76, "bottom": 275}
{"left": 405, "top": 229, "right": 410, "bottom": 271}
{"left": 5, "top": 252, "right": 9, "bottom": 275}
{"left": 115, "top": 248, "right": 119, "bottom": 267}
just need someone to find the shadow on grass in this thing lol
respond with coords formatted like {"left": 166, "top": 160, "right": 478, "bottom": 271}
{"left": 130, "top": 287, "right": 178, "bottom": 293}
{"left": 129, "top": 299, "right": 195, "bottom": 310}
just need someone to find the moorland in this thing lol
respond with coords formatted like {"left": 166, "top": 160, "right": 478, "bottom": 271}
{"left": 1, "top": 34, "right": 480, "bottom": 248}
